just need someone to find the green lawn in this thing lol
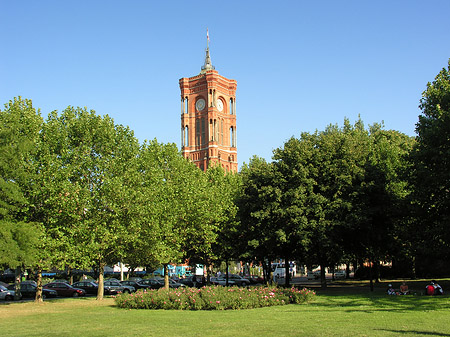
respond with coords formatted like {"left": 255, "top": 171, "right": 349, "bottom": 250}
{"left": 1, "top": 280, "right": 449, "bottom": 337}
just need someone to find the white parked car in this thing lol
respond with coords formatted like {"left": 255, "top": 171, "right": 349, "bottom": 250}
{"left": 334, "top": 270, "right": 346, "bottom": 279}
{"left": 210, "top": 277, "right": 236, "bottom": 286}
{"left": 227, "top": 274, "right": 251, "bottom": 286}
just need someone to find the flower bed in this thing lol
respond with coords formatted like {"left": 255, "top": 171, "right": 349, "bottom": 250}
{"left": 114, "top": 285, "right": 315, "bottom": 310}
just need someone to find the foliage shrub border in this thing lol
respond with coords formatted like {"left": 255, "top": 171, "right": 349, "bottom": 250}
{"left": 114, "top": 285, "right": 315, "bottom": 310}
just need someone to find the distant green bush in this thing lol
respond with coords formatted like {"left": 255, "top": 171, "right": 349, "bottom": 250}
{"left": 114, "top": 285, "right": 315, "bottom": 310}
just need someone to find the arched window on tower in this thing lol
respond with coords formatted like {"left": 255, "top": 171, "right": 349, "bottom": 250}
{"left": 184, "top": 126, "right": 189, "bottom": 147}
{"left": 230, "top": 127, "right": 234, "bottom": 147}
{"left": 220, "top": 119, "right": 224, "bottom": 145}
{"left": 230, "top": 126, "right": 237, "bottom": 147}
{"left": 196, "top": 119, "right": 200, "bottom": 146}
{"left": 201, "top": 118, "right": 206, "bottom": 145}
{"left": 185, "top": 97, "right": 189, "bottom": 114}
{"left": 229, "top": 98, "right": 233, "bottom": 115}
{"left": 209, "top": 119, "right": 213, "bottom": 141}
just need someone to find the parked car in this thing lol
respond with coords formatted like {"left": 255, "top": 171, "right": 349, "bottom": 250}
{"left": 44, "top": 282, "right": 86, "bottom": 297}
{"left": 0, "top": 285, "right": 19, "bottom": 301}
{"left": 178, "top": 276, "right": 205, "bottom": 288}
{"left": 167, "top": 279, "right": 185, "bottom": 288}
{"left": 247, "top": 275, "right": 264, "bottom": 284}
{"left": 334, "top": 270, "right": 346, "bottom": 279}
{"left": 138, "top": 278, "right": 164, "bottom": 290}
{"left": 7, "top": 283, "right": 58, "bottom": 299}
{"left": 21, "top": 280, "right": 37, "bottom": 287}
{"left": 120, "top": 280, "right": 152, "bottom": 291}
{"left": 313, "top": 269, "right": 321, "bottom": 279}
{"left": 227, "top": 274, "right": 251, "bottom": 286}
{"left": 72, "top": 281, "right": 99, "bottom": 295}
{"left": 210, "top": 277, "right": 236, "bottom": 286}
{"left": 103, "top": 279, "right": 135, "bottom": 294}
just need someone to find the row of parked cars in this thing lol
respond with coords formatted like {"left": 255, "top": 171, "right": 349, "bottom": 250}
{"left": 0, "top": 277, "right": 185, "bottom": 300}
{"left": 1, "top": 274, "right": 262, "bottom": 301}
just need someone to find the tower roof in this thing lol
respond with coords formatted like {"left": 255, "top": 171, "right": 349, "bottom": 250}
{"left": 200, "top": 28, "right": 215, "bottom": 74}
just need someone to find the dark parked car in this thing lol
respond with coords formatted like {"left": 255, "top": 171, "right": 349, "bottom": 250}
{"left": 44, "top": 282, "right": 86, "bottom": 297}
{"left": 247, "top": 275, "right": 264, "bottom": 284}
{"left": 179, "top": 276, "right": 206, "bottom": 288}
{"left": 138, "top": 278, "right": 164, "bottom": 290}
{"left": 120, "top": 280, "right": 152, "bottom": 291}
{"left": 7, "top": 283, "right": 58, "bottom": 299}
{"left": 103, "top": 279, "right": 135, "bottom": 294}
{"left": 72, "top": 281, "right": 99, "bottom": 295}
{"left": 167, "top": 279, "right": 186, "bottom": 288}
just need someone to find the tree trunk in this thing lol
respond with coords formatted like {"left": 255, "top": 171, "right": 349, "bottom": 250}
{"left": 68, "top": 267, "right": 73, "bottom": 285}
{"left": 374, "top": 260, "right": 380, "bottom": 283}
{"left": 14, "top": 266, "right": 22, "bottom": 300}
{"left": 262, "top": 260, "right": 268, "bottom": 284}
{"left": 411, "top": 255, "right": 417, "bottom": 279}
{"left": 35, "top": 268, "right": 43, "bottom": 303}
{"left": 369, "top": 261, "right": 374, "bottom": 292}
{"left": 320, "top": 263, "right": 327, "bottom": 289}
{"left": 225, "top": 259, "right": 229, "bottom": 286}
{"left": 285, "top": 257, "right": 290, "bottom": 287}
{"left": 163, "top": 264, "right": 169, "bottom": 290}
{"left": 97, "top": 261, "right": 105, "bottom": 300}
{"left": 207, "top": 264, "right": 212, "bottom": 284}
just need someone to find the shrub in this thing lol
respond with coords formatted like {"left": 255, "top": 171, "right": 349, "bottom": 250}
{"left": 114, "top": 285, "right": 315, "bottom": 310}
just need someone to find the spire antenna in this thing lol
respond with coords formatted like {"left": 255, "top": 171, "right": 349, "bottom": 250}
{"left": 201, "top": 28, "right": 215, "bottom": 73}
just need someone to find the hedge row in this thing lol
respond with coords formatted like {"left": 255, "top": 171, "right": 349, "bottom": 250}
{"left": 114, "top": 285, "right": 315, "bottom": 310}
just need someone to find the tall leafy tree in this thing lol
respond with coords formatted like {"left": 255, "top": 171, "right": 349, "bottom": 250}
{"left": 206, "top": 166, "right": 241, "bottom": 283}
{"left": 0, "top": 97, "right": 43, "bottom": 298}
{"left": 350, "top": 126, "right": 414, "bottom": 287}
{"left": 412, "top": 59, "right": 450, "bottom": 269}
{"left": 38, "top": 107, "right": 141, "bottom": 299}
{"left": 238, "top": 156, "right": 282, "bottom": 283}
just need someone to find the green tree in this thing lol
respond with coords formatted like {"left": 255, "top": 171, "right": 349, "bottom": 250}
{"left": 412, "top": 59, "right": 450, "bottom": 269}
{"left": 206, "top": 166, "right": 241, "bottom": 283}
{"left": 38, "top": 106, "right": 141, "bottom": 299}
{"left": 238, "top": 156, "right": 282, "bottom": 283}
{"left": 349, "top": 126, "right": 414, "bottom": 287}
{"left": 273, "top": 120, "right": 369, "bottom": 288}
{"left": 0, "top": 97, "right": 43, "bottom": 298}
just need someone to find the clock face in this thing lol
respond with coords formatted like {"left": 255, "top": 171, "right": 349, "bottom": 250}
{"left": 196, "top": 98, "right": 205, "bottom": 111}
{"left": 216, "top": 99, "right": 223, "bottom": 112}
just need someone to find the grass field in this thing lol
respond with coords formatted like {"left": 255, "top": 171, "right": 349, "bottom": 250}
{"left": 1, "top": 279, "right": 449, "bottom": 337}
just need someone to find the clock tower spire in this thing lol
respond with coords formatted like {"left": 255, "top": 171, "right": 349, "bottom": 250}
{"left": 201, "top": 28, "right": 214, "bottom": 74}
{"left": 179, "top": 30, "right": 237, "bottom": 172}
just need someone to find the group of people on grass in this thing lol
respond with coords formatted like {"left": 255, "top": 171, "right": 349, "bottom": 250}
{"left": 387, "top": 282, "right": 410, "bottom": 295}
{"left": 425, "top": 280, "right": 444, "bottom": 296}
{"left": 387, "top": 281, "right": 444, "bottom": 296}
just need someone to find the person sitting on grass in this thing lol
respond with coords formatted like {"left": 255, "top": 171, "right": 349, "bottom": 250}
{"left": 425, "top": 282, "right": 435, "bottom": 295}
{"left": 399, "top": 282, "right": 409, "bottom": 295}
{"left": 387, "top": 284, "right": 398, "bottom": 295}
{"left": 432, "top": 280, "right": 444, "bottom": 295}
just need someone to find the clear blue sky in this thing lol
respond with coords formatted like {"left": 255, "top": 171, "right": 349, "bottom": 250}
{"left": 2, "top": 0, "right": 449, "bottom": 169}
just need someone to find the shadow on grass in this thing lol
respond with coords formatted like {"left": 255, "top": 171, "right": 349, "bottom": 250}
{"left": 375, "top": 329, "right": 450, "bottom": 336}
{"left": 308, "top": 292, "right": 450, "bottom": 313}
{"left": 293, "top": 278, "right": 450, "bottom": 313}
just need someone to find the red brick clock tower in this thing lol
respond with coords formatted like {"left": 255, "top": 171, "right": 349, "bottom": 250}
{"left": 179, "top": 33, "right": 237, "bottom": 172}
